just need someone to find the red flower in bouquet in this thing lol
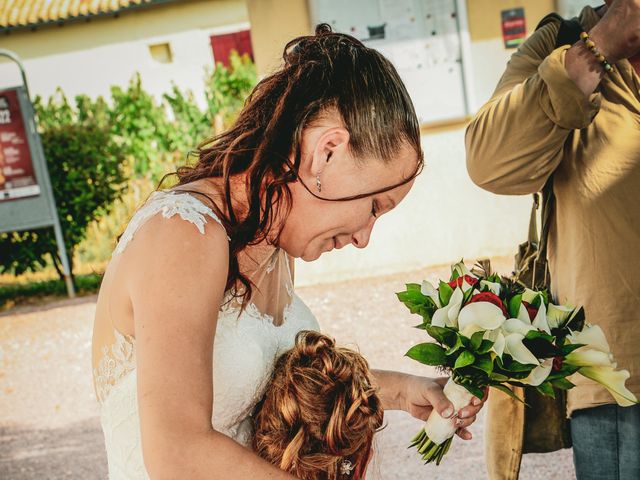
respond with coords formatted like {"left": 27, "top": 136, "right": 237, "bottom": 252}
{"left": 448, "top": 275, "right": 478, "bottom": 289}
{"left": 466, "top": 291, "right": 508, "bottom": 317}
{"left": 522, "top": 301, "right": 539, "bottom": 321}
{"left": 553, "top": 356, "right": 563, "bottom": 371}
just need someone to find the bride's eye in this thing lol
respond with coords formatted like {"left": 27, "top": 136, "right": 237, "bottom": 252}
{"left": 371, "top": 200, "right": 379, "bottom": 218}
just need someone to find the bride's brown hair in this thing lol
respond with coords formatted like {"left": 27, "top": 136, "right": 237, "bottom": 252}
{"left": 253, "top": 331, "right": 384, "bottom": 480}
{"left": 167, "top": 24, "right": 423, "bottom": 303}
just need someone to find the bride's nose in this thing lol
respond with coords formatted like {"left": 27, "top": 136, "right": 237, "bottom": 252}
{"left": 351, "top": 221, "right": 374, "bottom": 249}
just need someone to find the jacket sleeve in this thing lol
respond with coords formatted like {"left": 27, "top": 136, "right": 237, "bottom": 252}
{"left": 465, "top": 22, "right": 602, "bottom": 195}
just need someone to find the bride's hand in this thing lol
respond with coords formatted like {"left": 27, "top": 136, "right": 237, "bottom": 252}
{"left": 401, "top": 375, "right": 487, "bottom": 440}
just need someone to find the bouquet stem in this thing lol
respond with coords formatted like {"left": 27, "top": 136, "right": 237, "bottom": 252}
{"left": 408, "top": 377, "right": 474, "bottom": 464}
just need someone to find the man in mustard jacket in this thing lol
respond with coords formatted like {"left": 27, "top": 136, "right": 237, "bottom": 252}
{"left": 466, "top": 1, "right": 639, "bottom": 479}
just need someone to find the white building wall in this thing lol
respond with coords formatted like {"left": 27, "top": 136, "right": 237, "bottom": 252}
{"left": 0, "top": 0, "right": 249, "bottom": 106}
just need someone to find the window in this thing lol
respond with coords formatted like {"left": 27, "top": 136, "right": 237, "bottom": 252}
{"left": 209, "top": 30, "right": 254, "bottom": 67}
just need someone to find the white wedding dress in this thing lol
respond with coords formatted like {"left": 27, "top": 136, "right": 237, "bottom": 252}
{"left": 91, "top": 190, "right": 320, "bottom": 479}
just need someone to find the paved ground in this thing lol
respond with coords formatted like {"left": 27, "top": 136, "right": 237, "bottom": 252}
{"left": 0, "top": 258, "right": 575, "bottom": 479}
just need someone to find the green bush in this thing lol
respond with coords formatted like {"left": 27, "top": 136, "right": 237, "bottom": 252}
{"left": 0, "top": 123, "right": 127, "bottom": 280}
{"left": 0, "top": 272, "right": 103, "bottom": 309}
{"left": 2, "top": 51, "right": 257, "bottom": 287}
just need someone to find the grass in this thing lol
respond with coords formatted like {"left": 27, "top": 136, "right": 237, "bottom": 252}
{"left": 0, "top": 272, "right": 104, "bottom": 311}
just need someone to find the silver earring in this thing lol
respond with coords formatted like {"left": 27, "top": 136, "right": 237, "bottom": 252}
{"left": 316, "top": 175, "right": 322, "bottom": 192}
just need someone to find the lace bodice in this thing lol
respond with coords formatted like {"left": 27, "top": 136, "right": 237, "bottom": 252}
{"left": 91, "top": 190, "right": 320, "bottom": 479}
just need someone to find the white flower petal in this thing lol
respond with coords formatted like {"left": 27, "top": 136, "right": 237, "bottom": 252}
{"left": 579, "top": 366, "right": 638, "bottom": 407}
{"left": 421, "top": 280, "right": 442, "bottom": 308}
{"left": 432, "top": 308, "right": 448, "bottom": 328}
{"left": 522, "top": 358, "right": 553, "bottom": 386}
{"left": 522, "top": 288, "right": 540, "bottom": 303}
{"left": 568, "top": 325, "right": 610, "bottom": 353}
{"left": 502, "top": 318, "right": 535, "bottom": 336}
{"left": 451, "top": 260, "right": 473, "bottom": 278}
{"left": 547, "top": 304, "right": 573, "bottom": 329}
{"left": 458, "top": 302, "right": 506, "bottom": 337}
{"left": 532, "top": 302, "right": 550, "bottom": 334}
{"left": 517, "top": 304, "right": 532, "bottom": 324}
{"left": 486, "top": 330, "right": 506, "bottom": 358}
{"left": 566, "top": 348, "right": 614, "bottom": 367}
{"left": 504, "top": 333, "right": 539, "bottom": 365}
{"left": 480, "top": 280, "right": 501, "bottom": 295}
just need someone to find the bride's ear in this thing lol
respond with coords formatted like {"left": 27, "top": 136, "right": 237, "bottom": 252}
{"left": 309, "top": 127, "right": 350, "bottom": 176}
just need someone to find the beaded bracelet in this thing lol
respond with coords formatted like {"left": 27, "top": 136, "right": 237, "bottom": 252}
{"left": 579, "top": 31, "right": 614, "bottom": 73}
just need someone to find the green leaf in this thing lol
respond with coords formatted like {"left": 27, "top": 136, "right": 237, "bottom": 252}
{"left": 508, "top": 294, "right": 522, "bottom": 319}
{"left": 550, "top": 377, "right": 575, "bottom": 390}
{"left": 470, "top": 331, "right": 484, "bottom": 351}
{"left": 477, "top": 339, "right": 494, "bottom": 355}
{"left": 426, "top": 325, "right": 457, "bottom": 347}
{"left": 489, "top": 372, "right": 510, "bottom": 382}
{"left": 406, "top": 343, "right": 447, "bottom": 366}
{"left": 454, "top": 351, "right": 475, "bottom": 369}
{"left": 446, "top": 335, "right": 464, "bottom": 355}
{"left": 524, "top": 330, "right": 555, "bottom": 343}
{"left": 560, "top": 343, "right": 586, "bottom": 356}
{"left": 438, "top": 281, "right": 454, "bottom": 306}
{"left": 523, "top": 336, "right": 561, "bottom": 359}
{"left": 491, "top": 384, "right": 526, "bottom": 403}
{"left": 499, "top": 356, "right": 536, "bottom": 372}
{"left": 451, "top": 268, "right": 461, "bottom": 281}
{"left": 472, "top": 353, "right": 494, "bottom": 375}
{"left": 536, "top": 382, "right": 556, "bottom": 398}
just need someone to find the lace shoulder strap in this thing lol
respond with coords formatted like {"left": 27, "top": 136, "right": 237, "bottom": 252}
{"left": 114, "top": 190, "right": 229, "bottom": 256}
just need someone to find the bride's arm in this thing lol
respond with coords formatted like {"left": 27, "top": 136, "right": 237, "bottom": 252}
{"left": 370, "top": 369, "right": 485, "bottom": 440}
{"left": 123, "top": 215, "right": 296, "bottom": 480}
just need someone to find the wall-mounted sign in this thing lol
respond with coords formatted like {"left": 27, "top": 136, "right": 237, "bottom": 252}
{"left": 501, "top": 8, "right": 527, "bottom": 49}
{"left": 0, "top": 88, "right": 41, "bottom": 201}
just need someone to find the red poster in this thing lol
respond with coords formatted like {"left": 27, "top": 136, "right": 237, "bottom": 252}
{"left": 501, "top": 8, "right": 527, "bottom": 49}
{"left": 0, "top": 88, "right": 40, "bottom": 202}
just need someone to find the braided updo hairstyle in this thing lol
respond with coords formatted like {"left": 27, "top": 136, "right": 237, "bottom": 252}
{"left": 253, "top": 331, "right": 384, "bottom": 480}
{"left": 171, "top": 24, "right": 423, "bottom": 305}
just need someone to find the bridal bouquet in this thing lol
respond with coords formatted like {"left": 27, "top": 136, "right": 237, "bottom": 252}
{"left": 397, "top": 260, "right": 638, "bottom": 465}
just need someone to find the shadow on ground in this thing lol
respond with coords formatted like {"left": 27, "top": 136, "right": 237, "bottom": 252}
{"left": 0, "top": 419, "right": 106, "bottom": 480}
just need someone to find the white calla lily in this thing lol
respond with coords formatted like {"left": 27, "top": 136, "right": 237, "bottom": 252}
{"left": 421, "top": 280, "right": 442, "bottom": 308}
{"left": 531, "top": 302, "right": 551, "bottom": 334}
{"left": 579, "top": 366, "right": 638, "bottom": 407}
{"left": 451, "top": 260, "right": 473, "bottom": 278}
{"left": 517, "top": 304, "right": 532, "bottom": 324}
{"left": 480, "top": 279, "right": 501, "bottom": 295}
{"left": 504, "top": 333, "right": 539, "bottom": 365}
{"left": 568, "top": 325, "right": 610, "bottom": 353}
{"left": 458, "top": 302, "right": 506, "bottom": 337}
{"left": 522, "top": 288, "right": 541, "bottom": 303}
{"left": 547, "top": 304, "right": 574, "bottom": 329}
{"left": 502, "top": 318, "right": 535, "bottom": 336}
{"left": 522, "top": 358, "right": 553, "bottom": 386}
{"left": 431, "top": 287, "right": 463, "bottom": 328}
{"left": 566, "top": 348, "right": 615, "bottom": 367}
{"left": 484, "top": 329, "right": 506, "bottom": 357}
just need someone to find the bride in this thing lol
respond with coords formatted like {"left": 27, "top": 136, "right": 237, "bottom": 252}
{"left": 91, "top": 24, "right": 484, "bottom": 479}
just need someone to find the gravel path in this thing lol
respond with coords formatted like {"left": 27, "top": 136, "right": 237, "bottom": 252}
{"left": 0, "top": 258, "right": 575, "bottom": 479}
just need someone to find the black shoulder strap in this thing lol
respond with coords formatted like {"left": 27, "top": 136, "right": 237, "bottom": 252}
{"left": 534, "top": 12, "right": 583, "bottom": 48}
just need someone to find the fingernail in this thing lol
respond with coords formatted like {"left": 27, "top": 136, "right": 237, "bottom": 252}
{"left": 472, "top": 397, "right": 482, "bottom": 406}
{"left": 458, "top": 410, "right": 467, "bottom": 419}
{"left": 465, "top": 432, "right": 473, "bottom": 440}
{"left": 442, "top": 407, "right": 454, "bottom": 418}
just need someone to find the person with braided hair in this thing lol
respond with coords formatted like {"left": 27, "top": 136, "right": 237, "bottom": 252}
{"left": 91, "top": 24, "right": 486, "bottom": 479}
{"left": 253, "top": 331, "right": 384, "bottom": 480}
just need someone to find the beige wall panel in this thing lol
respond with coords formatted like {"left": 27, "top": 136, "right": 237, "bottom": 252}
{"left": 466, "top": 0, "right": 555, "bottom": 42}
{"left": 246, "top": 0, "right": 312, "bottom": 76}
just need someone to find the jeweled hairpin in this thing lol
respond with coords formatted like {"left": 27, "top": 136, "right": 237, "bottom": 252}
{"left": 339, "top": 459, "right": 355, "bottom": 476}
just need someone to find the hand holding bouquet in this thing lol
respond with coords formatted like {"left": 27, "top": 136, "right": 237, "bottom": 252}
{"left": 397, "top": 260, "right": 638, "bottom": 465}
